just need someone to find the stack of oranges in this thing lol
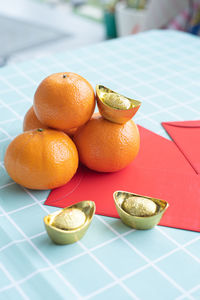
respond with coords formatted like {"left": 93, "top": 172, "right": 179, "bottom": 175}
{"left": 4, "top": 72, "right": 141, "bottom": 190}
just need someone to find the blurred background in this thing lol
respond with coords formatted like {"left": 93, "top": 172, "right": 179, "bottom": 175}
{"left": 0, "top": 0, "right": 200, "bottom": 67}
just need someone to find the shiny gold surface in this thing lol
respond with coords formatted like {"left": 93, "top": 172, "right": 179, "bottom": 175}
{"left": 96, "top": 85, "right": 141, "bottom": 124}
{"left": 114, "top": 191, "right": 169, "bottom": 230}
{"left": 44, "top": 201, "right": 95, "bottom": 244}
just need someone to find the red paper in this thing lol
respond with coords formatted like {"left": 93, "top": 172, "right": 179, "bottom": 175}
{"left": 162, "top": 120, "right": 200, "bottom": 174}
{"left": 45, "top": 125, "right": 200, "bottom": 232}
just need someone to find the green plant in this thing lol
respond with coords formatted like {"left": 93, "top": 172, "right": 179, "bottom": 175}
{"left": 126, "top": 0, "right": 146, "bottom": 9}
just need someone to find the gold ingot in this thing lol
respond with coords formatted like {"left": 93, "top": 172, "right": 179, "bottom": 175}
{"left": 44, "top": 201, "right": 95, "bottom": 244}
{"left": 113, "top": 191, "right": 169, "bottom": 230}
{"left": 96, "top": 85, "right": 141, "bottom": 124}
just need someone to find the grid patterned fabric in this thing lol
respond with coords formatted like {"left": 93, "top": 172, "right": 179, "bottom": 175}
{"left": 0, "top": 30, "right": 200, "bottom": 300}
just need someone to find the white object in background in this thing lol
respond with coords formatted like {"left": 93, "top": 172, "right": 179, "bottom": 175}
{"left": 115, "top": 2, "right": 147, "bottom": 37}
{"left": 143, "top": 0, "right": 188, "bottom": 30}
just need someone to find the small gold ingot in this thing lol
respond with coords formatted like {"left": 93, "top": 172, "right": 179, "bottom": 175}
{"left": 44, "top": 201, "right": 95, "bottom": 244}
{"left": 114, "top": 191, "right": 169, "bottom": 230}
{"left": 96, "top": 85, "right": 141, "bottom": 124}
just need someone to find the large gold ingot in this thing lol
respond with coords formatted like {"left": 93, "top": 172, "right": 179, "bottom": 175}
{"left": 96, "top": 85, "right": 141, "bottom": 124}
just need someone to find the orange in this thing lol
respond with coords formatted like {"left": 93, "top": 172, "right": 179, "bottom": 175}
{"left": 23, "top": 106, "right": 77, "bottom": 137}
{"left": 33, "top": 72, "right": 95, "bottom": 131}
{"left": 23, "top": 106, "right": 48, "bottom": 131}
{"left": 73, "top": 113, "right": 140, "bottom": 172}
{"left": 4, "top": 129, "right": 79, "bottom": 190}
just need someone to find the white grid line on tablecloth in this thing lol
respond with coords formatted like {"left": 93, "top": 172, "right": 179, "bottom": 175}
{"left": 0, "top": 75, "right": 34, "bottom": 103}
{"left": 0, "top": 58, "right": 194, "bottom": 88}
{"left": 0, "top": 85, "right": 33, "bottom": 95}
{"left": 0, "top": 127, "right": 13, "bottom": 139}
{"left": 85, "top": 232, "right": 200, "bottom": 300}
{"left": 0, "top": 226, "right": 137, "bottom": 295}
{"left": 1, "top": 222, "right": 199, "bottom": 296}
{"left": 0, "top": 262, "right": 28, "bottom": 300}
{"left": 0, "top": 99, "right": 23, "bottom": 120}
{"left": 157, "top": 227, "right": 200, "bottom": 264}
{"left": 120, "top": 234, "right": 200, "bottom": 280}
{"left": 2, "top": 99, "right": 33, "bottom": 108}
{"left": 0, "top": 137, "right": 11, "bottom": 143}
{"left": 0, "top": 197, "right": 45, "bottom": 216}
{"left": 108, "top": 40, "right": 199, "bottom": 93}
{"left": 0, "top": 181, "right": 15, "bottom": 190}
{"left": 0, "top": 231, "right": 46, "bottom": 253}
{"left": 84, "top": 281, "right": 121, "bottom": 300}
{"left": 0, "top": 234, "right": 122, "bottom": 293}
{"left": 78, "top": 240, "right": 139, "bottom": 300}
{"left": 96, "top": 216, "right": 196, "bottom": 300}
{"left": 0, "top": 205, "right": 83, "bottom": 300}
{"left": 0, "top": 118, "right": 19, "bottom": 125}
{"left": 1, "top": 229, "right": 198, "bottom": 300}
{"left": 176, "top": 285, "right": 200, "bottom": 300}
{"left": 0, "top": 265, "right": 52, "bottom": 294}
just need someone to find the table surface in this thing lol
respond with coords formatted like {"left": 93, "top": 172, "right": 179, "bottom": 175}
{"left": 0, "top": 30, "right": 200, "bottom": 300}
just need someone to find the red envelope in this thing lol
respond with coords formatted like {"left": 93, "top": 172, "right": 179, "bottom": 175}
{"left": 162, "top": 120, "right": 200, "bottom": 175}
{"left": 45, "top": 125, "right": 200, "bottom": 232}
